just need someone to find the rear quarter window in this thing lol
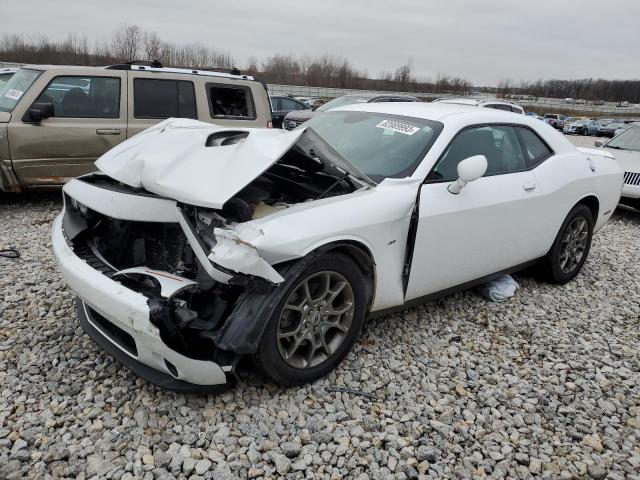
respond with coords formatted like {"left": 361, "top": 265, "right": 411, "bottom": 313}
{"left": 207, "top": 83, "right": 255, "bottom": 120}
{"left": 517, "top": 127, "right": 553, "bottom": 168}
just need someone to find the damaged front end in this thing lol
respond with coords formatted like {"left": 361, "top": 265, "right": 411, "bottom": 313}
{"left": 55, "top": 123, "right": 369, "bottom": 390}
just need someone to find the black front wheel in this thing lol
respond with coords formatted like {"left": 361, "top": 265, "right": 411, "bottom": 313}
{"left": 255, "top": 253, "right": 367, "bottom": 386}
{"left": 541, "top": 204, "right": 593, "bottom": 283}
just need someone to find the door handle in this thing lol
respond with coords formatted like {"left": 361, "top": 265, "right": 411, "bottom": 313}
{"left": 522, "top": 183, "right": 537, "bottom": 191}
{"left": 96, "top": 128, "right": 121, "bottom": 135}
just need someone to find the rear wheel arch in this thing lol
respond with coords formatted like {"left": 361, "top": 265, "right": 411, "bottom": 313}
{"left": 576, "top": 195, "right": 599, "bottom": 221}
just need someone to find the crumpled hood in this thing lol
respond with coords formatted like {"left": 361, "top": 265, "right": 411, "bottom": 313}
{"left": 96, "top": 118, "right": 304, "bottom": 209}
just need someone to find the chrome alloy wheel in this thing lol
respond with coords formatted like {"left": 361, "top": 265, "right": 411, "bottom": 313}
{"left": 558, "top": 216, "right": 589, "bottom": 274}
{"left": 277, "top": 271, "right": 355, "bottom": 369}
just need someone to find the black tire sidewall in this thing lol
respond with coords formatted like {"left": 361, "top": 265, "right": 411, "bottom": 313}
{"left": 255, "top": 253, "right": 367, "bottom": 386}
{"left": 546, "top": 204, "right": 594, "bottom": 283}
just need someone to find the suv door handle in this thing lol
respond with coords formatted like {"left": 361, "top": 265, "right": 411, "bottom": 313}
{"left": 523, "top": 182, "right": 537, "bottom": 191}
{"left": 96, "top": 128, "right": 120, "bottom": 135}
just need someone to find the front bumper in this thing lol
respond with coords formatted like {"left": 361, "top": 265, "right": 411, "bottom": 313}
{"left": 622, "top": 183, "right": 640, "bottom": 200}
{"left": 52, "top": 213, "right": 231, "bottom": 391}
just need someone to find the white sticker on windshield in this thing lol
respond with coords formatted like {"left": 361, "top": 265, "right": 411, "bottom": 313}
{"left": 376, "top": 119, "right": 419, "bottom": 136}
{"left": 4, "top": 89, "right": 23, "bottom": 100}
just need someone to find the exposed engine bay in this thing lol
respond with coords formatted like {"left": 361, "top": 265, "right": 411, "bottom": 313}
{"left": 216, "top": 130, "right": 364, "bottom": 223}
{"left": 61, "top": 130, "right": 366, "bottom": 373}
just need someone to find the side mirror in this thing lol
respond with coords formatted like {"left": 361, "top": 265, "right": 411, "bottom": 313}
{"left": 24, "top": 102, "right": 54, "bottom": 123}
{"left": 448, "top": 155, "right": 488, "bottom": 194}
{"left": 594, "top": 141, "right": 603, "bottom": 147}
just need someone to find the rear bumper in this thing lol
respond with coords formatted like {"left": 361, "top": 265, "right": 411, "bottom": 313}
{"left": 52, "top": 212, "right": 231, "bottom": 390}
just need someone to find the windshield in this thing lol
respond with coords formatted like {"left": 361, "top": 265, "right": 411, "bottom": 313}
{"left": 0, "top": 69, "right": 41, "bottom": 113}
{"left": 0, "top": 72, "right": 14, "bottom": 90}
{"left": 316, "top": 95, "right": 370, "bottom": 112}
{"left": 607, "top": 126, "right": 640, "bottom": 152}
{"left": 300, "top": 111, "right": 443, "bottom": 181}
{"left": 572, "top": 121, "right": 587, "bottom": 126}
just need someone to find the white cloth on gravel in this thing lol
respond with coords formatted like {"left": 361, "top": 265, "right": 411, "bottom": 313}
{"left": 478, "top": 274, "right": 519, "bottom": 302}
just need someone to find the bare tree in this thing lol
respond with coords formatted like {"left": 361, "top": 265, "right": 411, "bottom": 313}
{"left": 394, "top": 60, "right": 413, "bottom": 91}
{"left": 142, "top": 31, "right": 161, "bottom": 61}
{"left": 111, "top": 24, "right": 140, "bottom": 62}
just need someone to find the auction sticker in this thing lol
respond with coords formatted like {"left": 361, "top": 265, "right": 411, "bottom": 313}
{"left": 4, "top": 89, "right": 23, "bottom": 100}
{"left": 376, "top": 119, "right": 420, "bottom": 135}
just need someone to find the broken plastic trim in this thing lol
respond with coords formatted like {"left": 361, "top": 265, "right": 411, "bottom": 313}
{"left": 175, "top": 206, "right": 233, "bottom": 283}
{"left": 175, "top": 206, "right": 283, "bottom": 289}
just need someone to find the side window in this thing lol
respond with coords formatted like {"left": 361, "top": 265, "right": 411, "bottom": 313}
{"left": 270, "top": 97, "right": 280, "bottom": 111}
{"left": 489, "top": 104, "right": 512, "bottom": 112}
{"left": 133, "top": 78, "right": 196, "bottom": 119}
{"left": 280, "top": 98, "right": 301, "bottom": 110}
{"left": 35, "top": 76, "right": 120, "bottom": 118}
{"left": 428, "top": 125, "right": 526, "bottom": 181}
{"left": 207, "top": 83, "right": 255, "bottom": 119}
{"left": 517, "top": 127, "right": 553, "bottom": 168}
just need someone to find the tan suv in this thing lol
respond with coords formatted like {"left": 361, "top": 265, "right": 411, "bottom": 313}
{"left": 0, "top": 63, "right": 272, "bottom": 192}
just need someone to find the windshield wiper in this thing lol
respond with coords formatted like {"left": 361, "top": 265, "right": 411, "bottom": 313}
{"left": 607, "top": 145, "right": 625, "bottom": 150}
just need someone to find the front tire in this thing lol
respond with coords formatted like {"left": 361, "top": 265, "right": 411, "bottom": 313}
{"left": 255, "top": 253, "right": 367, "bottom": 386}
{"left": 542, "top": 204, "right": 593, "bottom": 283}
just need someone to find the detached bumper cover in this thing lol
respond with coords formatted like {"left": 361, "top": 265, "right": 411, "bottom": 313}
{"left": 52, "top": 213, "right": 230, "bottom": 390}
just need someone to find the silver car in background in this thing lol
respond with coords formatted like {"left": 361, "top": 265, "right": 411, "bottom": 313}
{"left": 563, "top": 119, "right": 599, "bottom": 136}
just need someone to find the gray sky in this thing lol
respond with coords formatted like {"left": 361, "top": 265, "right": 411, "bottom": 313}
{"left": 1, "top": 0, "right": 639, "bottom": 85}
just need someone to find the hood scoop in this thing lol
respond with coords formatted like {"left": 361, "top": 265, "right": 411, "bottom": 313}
{"left": 95, "top": 118, "right": 304, "bottom": 209}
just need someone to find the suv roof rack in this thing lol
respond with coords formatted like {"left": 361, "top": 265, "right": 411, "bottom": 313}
{"left": 106, "top": 60, "right": 163, "bottom": 70}
{"left": 105, "top": 61, "right": 254, "bottom": 81}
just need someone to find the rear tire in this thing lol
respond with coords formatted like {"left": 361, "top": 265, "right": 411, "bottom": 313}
{"left": 254, "top": 253, "right": 367, "bottom": 386}
{"left": 541, "top": 204, "right": 593, "bottom": 284}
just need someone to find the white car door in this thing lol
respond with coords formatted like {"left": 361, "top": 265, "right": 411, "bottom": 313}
{"left": 405, "top": 125, "right": 547, "bottom": 301}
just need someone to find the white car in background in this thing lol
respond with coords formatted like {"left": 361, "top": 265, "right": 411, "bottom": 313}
{"left": 434, "top": 97, "right": 524, "bottom": 114}
{"left": 614, "top": 122, "right": 640, "bottom": 138}
{"left": 596, "top": 125, "right": 640, "bottom": 210}
{"left": 52, "top": 103, "right": 622, "bottom": 390}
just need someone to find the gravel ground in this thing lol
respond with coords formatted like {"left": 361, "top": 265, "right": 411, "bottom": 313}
{"left": 1, "top": 136, "right": 639, "bottom": 479}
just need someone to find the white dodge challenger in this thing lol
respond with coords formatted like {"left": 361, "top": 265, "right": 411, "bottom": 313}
{"left": 52, "top": 103, "right": 623, "bottom": 390}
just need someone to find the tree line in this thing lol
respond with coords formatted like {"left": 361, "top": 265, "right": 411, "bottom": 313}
{"left": 1, "top": 25, "right": 638, "bottom": 102}
{"left": 0, "top": 25, "right": 471, "bottom": 95}
{"left": 496, "top": 78, "right": 640, "bottom": 104}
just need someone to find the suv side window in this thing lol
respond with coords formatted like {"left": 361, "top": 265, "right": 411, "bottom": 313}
{"left": 207, "top": 83, "right": 255, "bottom": 119}
{"left": 428, "top": 125, "right": 526, "bottom": 181}
{"left": 133, "top": 78, "right": 196, "bottom": 119}
{"left": 517, "top": 127, "right": 553, "bottom": 168}
{"left": 36, "top": 76, "right": 120, "bottom": 118}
